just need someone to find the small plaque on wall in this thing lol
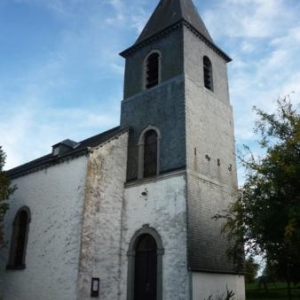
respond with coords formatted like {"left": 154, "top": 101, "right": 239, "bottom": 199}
{"left": 91, "top": 277, "right": 100, "bottom": 297}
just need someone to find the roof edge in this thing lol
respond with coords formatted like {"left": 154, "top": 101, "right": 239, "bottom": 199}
{"left": 120, "top": 21, "right": 231, "bottom": 62}
{"left": 7, "top": 126, "right": 129, "bottom": 179}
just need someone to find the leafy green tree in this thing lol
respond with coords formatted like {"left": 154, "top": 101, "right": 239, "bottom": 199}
{"left": 215, "top": 97, "right": 300, "bottom": 299}
{"left": 0, "top": 146, "right": 15, "bottom": 248}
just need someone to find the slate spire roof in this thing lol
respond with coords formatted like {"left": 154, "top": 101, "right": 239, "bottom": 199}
{"left": 121, "top": 0, "right": 230, "bottom": 61}
{"left": 135, "top": 0, "right": 213, "bottom": 45}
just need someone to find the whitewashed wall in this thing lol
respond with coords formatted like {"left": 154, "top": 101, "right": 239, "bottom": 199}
{"left": 119, "top": 172, "right": 190, "bottom": 300}
{"left": 0, "top": 156, "right": 88, "bottom": 300}
{"left": 192, "top": 272, "right": 245, "bottom": 300}
{"left": 77, "top": 132, "right": 128, "bottom": 300}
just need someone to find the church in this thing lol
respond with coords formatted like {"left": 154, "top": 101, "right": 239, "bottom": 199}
{"left": 0, "top": 0, "right": 245, "bottom": 299}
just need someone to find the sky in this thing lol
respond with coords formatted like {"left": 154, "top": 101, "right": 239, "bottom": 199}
{"left": 0, "top": 0, "right": 300, "bottom": 182}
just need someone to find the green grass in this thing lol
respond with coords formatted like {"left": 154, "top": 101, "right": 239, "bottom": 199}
{"left": 246, "top": 282, "right": 300, "bottom": 299}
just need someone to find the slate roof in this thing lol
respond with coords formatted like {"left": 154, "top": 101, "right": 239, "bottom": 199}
{"left": 120, "top": 0, "right": 231, "bottom": 62}
{"left": 52, "top": 139, "right": 78, "bottom": 148}
{"left": 7, "top": 126, "right": 128, "bottom": 179}
{"left": 135, "top": 0, "right": 213, "bottom": 45}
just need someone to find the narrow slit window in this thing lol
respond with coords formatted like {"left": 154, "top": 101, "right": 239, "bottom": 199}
{"left": 145, "top": 52, "right": 160, "bottom": 89}
{"left": 203, "top": 56, "right": 213, "bottom": 91}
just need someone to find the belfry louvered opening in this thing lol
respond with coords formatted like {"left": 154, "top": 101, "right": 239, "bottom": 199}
{"left": 203, "top": 56, "right": 213, "bottom": 91}
{"left": 145, "top": 52, "right": 160, "bottom": 89}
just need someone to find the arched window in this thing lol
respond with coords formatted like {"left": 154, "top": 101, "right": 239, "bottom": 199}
{"left": 127, "top": 225, "right": 164, "bottom": 300}
{"left": 144, "top": 52, "right": 161, "bottom": 90}
{"left": 137, "top": 126, "right": 161, "bottom": 179}
{"left": 144, "top": 130, "right": 158, "bottom": 178}
{"left": 203, "top": 56, "right": 213, "bottom": 91}
{"left": 7, "top": 206, "right": 31, "bottom": 270}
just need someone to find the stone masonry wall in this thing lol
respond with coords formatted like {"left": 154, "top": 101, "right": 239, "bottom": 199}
{"left": 77, "top": 131, "right": 128, "bottom": 300}
{"left": 183, "top": 27, "right": 239, "bottom": 273}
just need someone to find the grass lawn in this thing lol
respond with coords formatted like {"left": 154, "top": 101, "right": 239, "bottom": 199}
{"left": 246, "top": 282, "right": 300, "bottom": 299}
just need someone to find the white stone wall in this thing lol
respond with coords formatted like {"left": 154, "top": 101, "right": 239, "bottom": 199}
{"left": 0, "top": 156, "right": 88, "bottom": 300}
{"left": 192, "top": 272, "right": 245, "bottom": 300}
{"left": 77, "top": 132, "right": 128, "bottom": 300}
{"left": 182, "top": 22, "right": 243, "bottom": 276}
{"left": 119, "top": 172, "right": 190, "bottom": 300}
{"left": 185, "top": 78, "right": 237, "bottom": 187}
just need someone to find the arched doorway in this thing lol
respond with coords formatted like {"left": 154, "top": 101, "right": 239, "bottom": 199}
{"left": 127, "top": 225, "right": 164, "bottom": 300}
{"left": 134, "top": 234, "right": 157, "bottom": 300}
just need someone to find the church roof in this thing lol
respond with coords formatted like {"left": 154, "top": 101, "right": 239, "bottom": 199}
{"left": 135, "top": 0, "right": 213, "bottom": 45}
{"left": 120, "top": 0, "right": 231, "bottom": 62}
{"left": 7, "top": 126, "right": 128, "bottom": 179}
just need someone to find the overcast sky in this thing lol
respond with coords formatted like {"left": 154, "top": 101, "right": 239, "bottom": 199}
{"left": 1, "top": 0, "right": 300, "bottom": 182}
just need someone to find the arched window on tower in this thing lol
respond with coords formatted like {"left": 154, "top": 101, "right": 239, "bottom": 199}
{"left": 203, "top": 56, "right": 213, "bottom": 91}
{"left": 144, "top": 51, "right": 161, "bottom": 90}
{"left": 144, "top": 130, "right": 158, "bottom": 177}
{"left": 7, "top": 206, "right": 31, "bottom": 270}
{"left": 138, "top": 126, "right": 161, "bottom": 179}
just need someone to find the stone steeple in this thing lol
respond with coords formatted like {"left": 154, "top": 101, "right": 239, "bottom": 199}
{"left": 135, "top": 0, "right": 213, "bottom": 45}
{"left": 120, "top": 0, "right": 241, "bottom": 277}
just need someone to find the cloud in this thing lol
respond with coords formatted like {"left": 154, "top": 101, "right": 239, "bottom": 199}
{"left": 199, "top": 0, "right": 300, "bottom": 185}
{"left": 204, "top": 0, "right": 296, "bottom": 39}
{"left": 104, "top": 0, "right": 126, "bottom": 24}
{"left": 129, "top": 7, "right": 149, "bottom": 34}
{"left": 0, "top": 0, "right": 127, "bottom": 169}
{"left": 1, "top": 0, "right": 300, "bottom": 179}
{"left": 204, "top": 2, "right": 300, "bottom": 100}
{"left": 1, "top": 96, "right": 119, "bottom": 170}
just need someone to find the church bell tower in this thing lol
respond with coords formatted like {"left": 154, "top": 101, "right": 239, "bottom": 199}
{"left": 119, "top": 0, "right": 245, "bottom": 299}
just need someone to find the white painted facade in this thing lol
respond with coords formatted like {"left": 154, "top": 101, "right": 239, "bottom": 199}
{"left": 0, "top": 132, "right": 130, "bottom": 300}
{"left": 120, "top": 172, "right": 189, "bottom": 300}
{"left": 0, "top": 156, "right": 88, "bottom": 300}
{"left": 77, "top": 131, "right": 128, "bottom": 300}
{"left": 192, "top": 272, "right": 245, "bottom": 300}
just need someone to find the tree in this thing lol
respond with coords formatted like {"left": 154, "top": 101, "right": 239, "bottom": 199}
{"left": 0, "top": 146, "right": 15, "bottom": 248}
{"left": 215, "top": 97, "right": 300, "bottom": 299}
